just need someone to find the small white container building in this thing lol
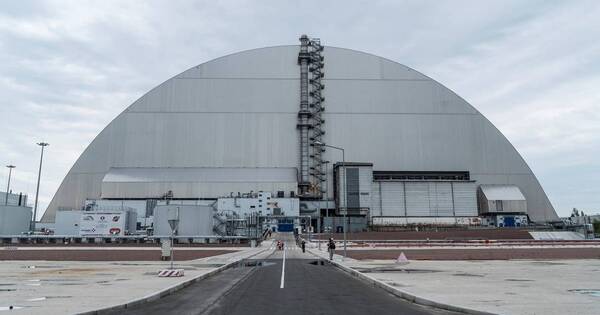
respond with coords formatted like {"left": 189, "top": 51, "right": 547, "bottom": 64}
{"left": 54, "top": 209, "right": 137, "bottom": 236}
{"left": 478, "top": 185, "right": 528, "bottom": 227}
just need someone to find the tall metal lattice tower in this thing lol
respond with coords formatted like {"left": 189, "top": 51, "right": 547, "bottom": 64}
{"left": 297, "top": 35, "right": 326, "bottom": 199}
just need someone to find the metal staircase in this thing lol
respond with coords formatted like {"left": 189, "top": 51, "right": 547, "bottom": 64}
{"left": 297, "top": 35, "right": 326, "bottom": 199}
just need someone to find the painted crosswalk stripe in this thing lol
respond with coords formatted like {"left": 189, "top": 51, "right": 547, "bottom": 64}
{"left": 280, "top": 246, "right": 286, "bottom": 289}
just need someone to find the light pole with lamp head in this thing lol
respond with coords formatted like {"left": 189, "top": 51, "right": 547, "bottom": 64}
{"left": 314, "top": 141, "right": 347, "bottom": 259}
{"left": 33, "top": 142, "right": 49, "bottom": 231}
{"left": 5, "top": 165, "right": 15, "bottom": 205}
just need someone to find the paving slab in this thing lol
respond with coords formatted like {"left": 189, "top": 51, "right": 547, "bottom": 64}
{"left": 0, "top": 246, "right": 265, "bottom": 314}
{"left": 311, "top": 246, "right": 600, "bottom": 315}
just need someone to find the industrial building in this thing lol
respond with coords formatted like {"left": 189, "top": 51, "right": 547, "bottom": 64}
{"left": 0, "top": 191, "right": 31, "bottom": 235}
{"left": 39, "top": 35, "right": 559, "bottom": 236}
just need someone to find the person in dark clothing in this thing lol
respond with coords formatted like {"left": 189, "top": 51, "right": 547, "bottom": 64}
{"left": 301, "top": 240, "right": 306, "bottom": 253}
{"left": 327, "top": 238, "right": 336, "bottom": 260}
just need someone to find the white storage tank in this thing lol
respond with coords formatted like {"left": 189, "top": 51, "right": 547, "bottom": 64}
{"left": 0, "top": 205, "right": 32, "bottom": 235}
{"left": 154, "top": 205, "right": 213, "bottom": 237}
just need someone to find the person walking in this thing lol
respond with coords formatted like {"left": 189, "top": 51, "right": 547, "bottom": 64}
{"left": 301, "top": 239, "right": 306, "bottom": 253}
{"left": 327, "top": 238, "right": 336, "bottom": 260}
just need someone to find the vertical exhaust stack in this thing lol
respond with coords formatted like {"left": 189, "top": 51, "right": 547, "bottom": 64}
{"left": 297, "top": 35, "right": 326, "bottom": 199}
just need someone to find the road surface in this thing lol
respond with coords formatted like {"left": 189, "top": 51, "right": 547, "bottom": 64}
{"left": 114, "top": 233, "right": 458, "bottom": 315}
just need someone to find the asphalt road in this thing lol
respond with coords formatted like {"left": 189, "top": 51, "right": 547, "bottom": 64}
{"left": 115, "top": 234, "right": 459, "bottom": 315}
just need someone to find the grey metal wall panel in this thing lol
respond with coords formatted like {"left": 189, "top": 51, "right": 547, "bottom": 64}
{"left": 0, "top": 206, "right": 32, "bottom": 235}
{"left": 371, "top": 181, "right": 382, "bottom": 216}
{"left": 453, "top": 182, "right": 478, "bottom": 217}
{"left": 346, "top": 168, "right": 360, "bottom": 209}
{"left": 405, "top": 182, "right": 430, "bottom": 216}
{"left": 154, "top": 205, "right": 213, "bottom": 237}
{"left": 359, "top": 167, "right": 373, "bottom": 209}
{"left": 480, "top": 185, "right": 526, "bottom": 200}
{"left": 103, "top": 167, "right": 297, "bottom": 183}
{"left": 43, "top": 46, "right": 558, "bottom": 223}
{"left": 380, "top": 182, "right": 406, "bottom": 216}
{"left": 102, "top": 182, "right": 298, "bottom": 199}
{"left": 431, "top": 182, "right": 453, "bottom": 216}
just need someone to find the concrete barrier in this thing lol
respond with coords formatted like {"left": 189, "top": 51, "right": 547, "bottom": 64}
{"left": 77, "top": 246, "right": 272, "bottom": 315}
{"left": 307, "top": 247, "right": 497, "bottom": 315}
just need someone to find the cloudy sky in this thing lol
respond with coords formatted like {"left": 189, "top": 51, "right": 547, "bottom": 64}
{"left": 1, "top": 0, "right": 599, "bottom": 219}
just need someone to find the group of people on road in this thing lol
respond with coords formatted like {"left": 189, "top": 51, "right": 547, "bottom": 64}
{"left": 282, "top": 235, "right": 337, "bottom": 260}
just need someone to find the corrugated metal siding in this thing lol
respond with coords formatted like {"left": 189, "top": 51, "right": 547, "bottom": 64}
{"left": 0, "top": 206, "right": 32, "bottom": 235}
{"left": 371, "top": 181, "right": 382, "bottom": 216}
{"left": 431, "top": 182, "right": 453, "bottom": 216}
{"left": 478, "top": 185, "right": 528, "bottom": 214}
{"left": 346, "top": 168, "right": 360, "bottom": 208}
{"left": 405, "top": 182, "right": 430, "bottom": 216}
{"left": 377, "top": 181, "right": 476, "bottom": 218}
{"left": 380, "top": 182, "right": 406, "bottom": 216}
{"left": 359, "top": 167, "right": 373, "bottom": 208}
{"left": 479, "top": 185, "right": 526, "bottom": 201}
{"left": 453, "top": 182, "right": 478, "bottom": 216}
{"left": 154, "top": 205, "right": 213, "bottom": 236}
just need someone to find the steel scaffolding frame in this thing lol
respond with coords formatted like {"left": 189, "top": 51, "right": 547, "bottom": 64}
{"left": 297, "top": 35, "right": 326, "bottom": 199}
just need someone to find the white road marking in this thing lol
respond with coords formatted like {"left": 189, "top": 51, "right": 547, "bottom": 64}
{"left": 280, "top": 245, "right": 286, "bottom": 289}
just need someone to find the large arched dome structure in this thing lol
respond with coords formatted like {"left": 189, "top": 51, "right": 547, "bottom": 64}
{"left": 42, "top": 42, "right": 559, "bottom": 223}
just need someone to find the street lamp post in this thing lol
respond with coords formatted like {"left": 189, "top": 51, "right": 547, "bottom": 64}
{"left": 314, "top": 141, "right": 347, "bottom": 259}
{"left": 5, "top": 165, "right": 15, "bottom": 205}
{"left": 33, "top": 142, "right": 49, "bottom": 230}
